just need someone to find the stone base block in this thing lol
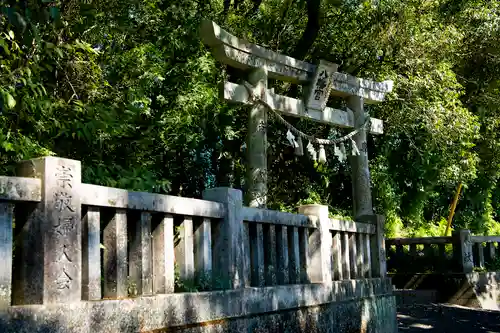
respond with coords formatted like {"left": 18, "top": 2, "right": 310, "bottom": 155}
{"left": 0, "top": 279, "right": 397, "bottom": 333}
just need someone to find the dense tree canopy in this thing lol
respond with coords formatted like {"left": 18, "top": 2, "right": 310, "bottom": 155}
{"left": 1, "top": 0, "right": 500, "bottom": 237}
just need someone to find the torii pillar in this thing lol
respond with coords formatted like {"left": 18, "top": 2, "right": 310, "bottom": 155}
{"left": 348, "top": 95, "right": 373, "bottom": 219}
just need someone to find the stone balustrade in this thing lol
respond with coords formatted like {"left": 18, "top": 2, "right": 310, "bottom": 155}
{"left": 386, "top": 230, "right": 500, "bottom": 274}
{"left": 0, "top": 157, "right": 399, "bottom": 333}
{"left": 0, "top": 156, "right": 388, "bottom": 308}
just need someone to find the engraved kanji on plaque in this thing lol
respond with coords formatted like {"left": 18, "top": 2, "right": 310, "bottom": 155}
{"left": 305, "top": 60, "right": 337, "bottom": 112}
{"left": 53, "top": 216, "right": 76, "bottom": 236}
{"left": 58, "top": 244, "right": 73, "bottom": 263}
{"left": 55, "top": 165, "right": 73, "bottom": 189}
{"left": 54, "top": 192, "right": 75, "bottom": 212}
{"left": 56, "top": 269, "right": 73, "bottom": 290}
{"left": 314, "top": 70, "right": 329, "bottom": 100}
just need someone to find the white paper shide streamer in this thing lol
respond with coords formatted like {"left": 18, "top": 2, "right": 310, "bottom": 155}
{"left": 286, "top": 130, "right": 299, "bottom": 148}
{"left": 318, "top": 145, "right": 327, "bottom": 163}
{"left": 306, "top": 141, "right": 317, "bottom": 161}
{"left": 241, "top": 80, "right": 371, "bottom": 165}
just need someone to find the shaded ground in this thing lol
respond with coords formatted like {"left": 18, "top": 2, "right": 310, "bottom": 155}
{"left": 398, "top": 304, "right": 500, "bottom": 332}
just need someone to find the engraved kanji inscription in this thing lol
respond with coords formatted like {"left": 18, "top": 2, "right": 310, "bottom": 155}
{"left": 53, "top": 216, "right": 76, "bottom": 236}
{"left": 313, "top": 70, "right": 329, "bottom": 100}
{"left": 58, "top": 244, "right": 73, "bottom": 263}
{"left": 54, "top": 192, "right": 75, "bottom": 212}
{"left": 55, "top": 165, "right": 73, "bottom": 189}
{"left": 56, "top": 269, "right": 73, "bottom": 290}
{"left": 464, "top": 251, "right": 473, "bottom": 263}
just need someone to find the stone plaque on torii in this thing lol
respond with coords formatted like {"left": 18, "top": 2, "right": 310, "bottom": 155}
{"left": 200, "top": 20, "right": 393, "bottom": 219}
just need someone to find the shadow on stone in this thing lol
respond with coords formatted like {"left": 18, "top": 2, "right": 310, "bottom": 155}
{"left": 0, "top": 311, "right": 63, "bottom": 333}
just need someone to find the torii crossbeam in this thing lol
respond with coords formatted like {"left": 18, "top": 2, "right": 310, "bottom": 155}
{"left": 200, "top": 20, "right": 393, "bottom": 219}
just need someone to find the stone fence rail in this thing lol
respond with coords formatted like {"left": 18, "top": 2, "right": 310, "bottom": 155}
{"left": 386, "top": 230, "right": 500, "bottom": 274}
{"left": 0, "top": 156, "right": 387, "bottom": 309}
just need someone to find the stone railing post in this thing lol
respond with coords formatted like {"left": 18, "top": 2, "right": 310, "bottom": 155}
{"left": 359, "top": 214, "right": 387, "bottom": 278}
{"left": 14, "top": 157, "right": 82, "bottom": 304}
{"left": 0, "top": 203, "right": 13, "bottom": 308}
{"left": 298, "top": 204, "right": 332, "bottom": 283}
{"left": 452, "top": 229, "right": 473, "bottom": 273}
{"left": 202, "top": 187, "right": 249, "bottom": 289}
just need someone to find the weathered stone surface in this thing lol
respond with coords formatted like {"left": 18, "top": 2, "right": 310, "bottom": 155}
{"left": 363, "top": 234, "right": 372, "bottom": 278}
{"left": 129, "top": 212, "right": 153, "bottom": 296}
{"left": 355, "top": 234, "right": 364, "bottom": 278}
{"left": 201, "top": 19, "right": 313, "bottom": 84}
{"left": 246, "top": 68, "right": 268, "bottom": 208}
{"left": 264, "top": 224, "right": 277, "bottom": 285}
{"left": 82, "top": 207, "right": 101, "bottom": 300}
{"left": 348, "top": 234, "right": 358, "bottom": 279}
{"left": 298, "top": 205, "right": 332, "bottom": 283}
{"left": 175, "top": 216, "right": 195, "bottom": 282}
{"left": 331, "top": 232, "right": 343, "bottom": 281}
{"left": 347, "top": 96, "right": 373, "bottom": 220}
{"left": 0, "top": 279, "right": 396, "bottom": 333}
{"left": 333, "top": 72, "right": 393, "bottom": 93}
{"left": 329, "top": 218, "right": 375, "bottom": 234}
{"left": 298, "top": 228, "right": 309, "bottom": 283}
{"left": 341, "top": 232, "right": 351, "bottom": 280}
{"left": 473, "top": 243, "right": 485, "bottom": 268}
{"left": 0, "top": 203, "right": 13, "bottom": 308}
{"left": 288, "top": 227, "right": 300, "bottom": 284}
{"left": 242, "top": 206, "right": 312, "bottom": 227}
{"left": 14, "top": 157, "right": 82, "bottom": 305}
{"left": 152, "top": 214, "right": 175, "bottom": 294}
{"left": 250, "top": 223, "right": 265, "bottom": 287}
{"left": 202, "top": 188, "right": 249, "bottom": 289}
{"left": 220, "top": 45, "right": 311, "bottom": 84}
{"left": 470, "top": 235, "right": 500, "bottom": 243}
{"left": 304, "top": 60, "right": 338, "bottom": 112}
{"left": 330, "top": 72, "right": 393, "bottom": 104}
{"left": 201, "top": 19, "right": 314, "bottom": 74}
{"left": 276, "top": 226, "right": 289, "bottom": 284}
{"left": 201, "top": 20, "right": 394, "bottom": 104}
{"left": 80, "top": 183, "right": 225, "bottom": 218}
{"left": 453, "top": 229, "right": 473, "bottom": 273}
{"left": 103, "top": 209, "right": 128, "bottom": 298}
{"left": 368, "top": 215, "right": 387, "bottom": 278}
{"left": 0, "top": 176, "right": 41, "bottom": 202}
{"left": 485, "top": 242, "right": 496, "bottom": 263}
{"left": 194, "top": 218, "right": 212, "bottom": 286}
{"left": 222, "top": 82, "right": 385, "bottom": 135}
{"left": 386, "top": 235, "right": 451, "bottom": 246}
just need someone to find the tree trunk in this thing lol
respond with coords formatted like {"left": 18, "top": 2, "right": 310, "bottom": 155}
{"left": 291, "top": 0, "right": 321, "bottom": 60}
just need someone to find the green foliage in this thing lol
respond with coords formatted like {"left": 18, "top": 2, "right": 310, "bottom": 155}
{"left": 297, "top": 191, "right": 324, "bottom": 206}
{"left": 2, "top": 0, "right": 500, "bottom": 236}
{"left": 486, "top": 256, "right": 500, "bottom": 272}
{"left": 174, "top": 263, "right": 229, "bottom": 292}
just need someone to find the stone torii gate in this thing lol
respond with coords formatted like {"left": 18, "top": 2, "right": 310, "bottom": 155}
{"left": 201, "top": 20, "right": 393, "bottom": 220}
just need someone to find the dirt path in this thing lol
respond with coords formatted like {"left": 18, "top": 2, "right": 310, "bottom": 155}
{"left": 397, "top": 304, "right": 500, "bottom": 332}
